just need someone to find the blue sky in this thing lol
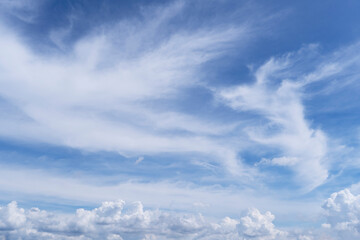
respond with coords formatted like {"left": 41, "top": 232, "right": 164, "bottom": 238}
{"left": 1, "top": 0, "right": 360, "bottom": 239}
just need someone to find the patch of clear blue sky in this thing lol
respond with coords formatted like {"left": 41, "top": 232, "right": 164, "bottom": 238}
{"left": 7, "top": 0, "right": 360, "bottom": 55}
{"left": 1, "top": 0, "right": 360, "bottom": 213}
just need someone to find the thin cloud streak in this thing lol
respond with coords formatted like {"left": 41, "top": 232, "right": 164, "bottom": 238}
{"left": 0, "top": 166, "right": 320, "bottom": 219}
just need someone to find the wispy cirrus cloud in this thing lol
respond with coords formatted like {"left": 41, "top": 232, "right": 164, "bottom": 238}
{"left": 217, "top": 49, "right": 328, "bottom": 191}
{"left": 0, "top": 1, "right": 252, "bottom": 176}
{"left": 0, "top": 0, "right": 43, "bottom": 23}
{"left": 216, "top": 42, "right": 360, "bottom": 191}
{"left": 0, "top": 165, "right": 320, "bottom": 220}
{"left": 1, "top": 0, "right": 360, "bottom": 193}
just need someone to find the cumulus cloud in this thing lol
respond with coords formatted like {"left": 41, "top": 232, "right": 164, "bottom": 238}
{"left": 6, "top": 173, "right": 358, "bottom": 240}
{"left": 4, "top": 192, "right": 350, "bottom": 240}
{"left": 0, "top": 199, "right": 321, "bottom": 240}
{"left": 0, "top": 200, "right": 276, "bottom": 240}
{"left": 322, "top": 188, "right": 360, "bottom": 239}
{"left": 238, "top": 208, "right": 287, "bottom": 240}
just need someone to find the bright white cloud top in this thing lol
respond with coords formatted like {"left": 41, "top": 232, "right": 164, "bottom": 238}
{"left": 0, "top": 0, "right": 360, "bottom": 239}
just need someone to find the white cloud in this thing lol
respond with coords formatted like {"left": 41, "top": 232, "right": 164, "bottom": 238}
{"left": 0, "top": 200, "right": 298, "bottom": 240}
{"left": 2, "top": 189, "right": 350, "bottom": 240}
{"left": 322, "top": 188, "right": 360, "bottom": 239}
{"left": 238, "top": 208, "right": 287, "bottom": 240}
{"left": 217, "top": 47, "right": 329, "bottom": 191}
{"left": 215, "top": 41, "right": 360, "bottom": 190}
{"left": 0, "top": 198, "right": 322, "bottom": 240}
{"left": 0, "top": 201, "right": 26, "bottom": 230}
{"left": 0, "top": 200, "right": 235, "bottom": 239}
{"left": 4, "top": 172, "right": 357, "bottom": 240}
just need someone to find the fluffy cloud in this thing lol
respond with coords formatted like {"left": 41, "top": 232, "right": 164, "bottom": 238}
{"left": 7, "top": 188, "right": 360, "bottom": 239}
{"left": 0, "top": 199, "right": 322, "bottom": 240}
{"left": 0, "top": 200, "right": 287, "bottom": 240}
{"left": 238, "top": 208, "right": 287, "bottom": 240}
{"left": 322, "top": 188, "right": 360, "bottom": 239}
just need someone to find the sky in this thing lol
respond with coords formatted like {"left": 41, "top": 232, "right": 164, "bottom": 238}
{"left": 1, "top": 0, "right": 360, "bottom": 239}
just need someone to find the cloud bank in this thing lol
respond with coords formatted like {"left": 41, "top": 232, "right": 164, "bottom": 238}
{"left": 0, "top": 199, "right": 312, "bottom": 240}
{"left": 7, "top": 185, "right": 360, "bottom": 240}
